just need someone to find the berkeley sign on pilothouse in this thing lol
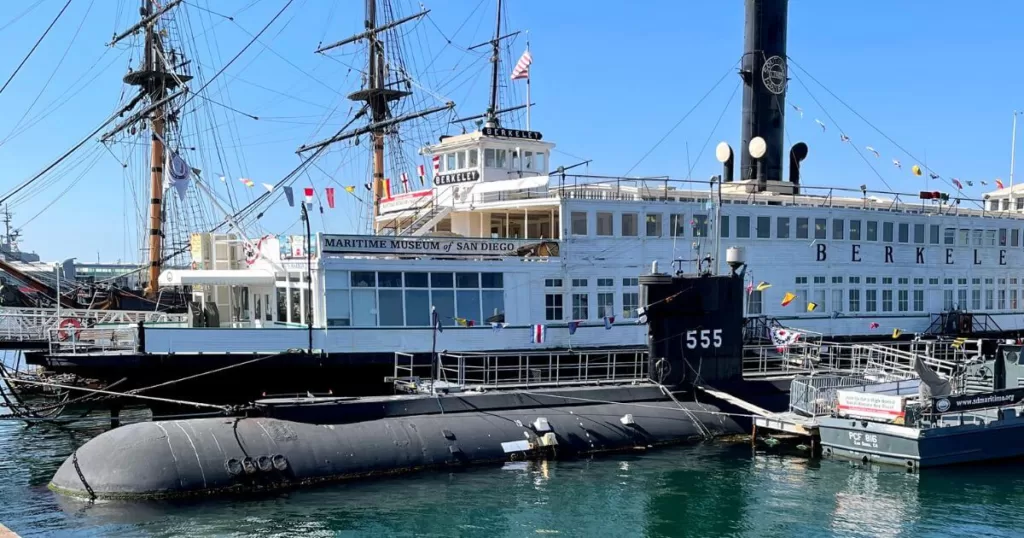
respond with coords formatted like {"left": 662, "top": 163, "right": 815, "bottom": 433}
{"left": 320, "top": 234, "right": 542, "bottom": 256}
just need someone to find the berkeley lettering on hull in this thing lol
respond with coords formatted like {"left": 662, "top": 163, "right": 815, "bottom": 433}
{"left": 814, "top": 243, "right": 1010, "bottom": 266}
{"left": 320, "top": 234, "right": 544, "bottom": 256}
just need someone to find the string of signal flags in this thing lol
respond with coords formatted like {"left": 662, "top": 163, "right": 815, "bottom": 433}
{"left": 746, "top": 279, "right": 905, "bottom": 339}
{"left": 792, "top": 103, "right": 1008, "bottom": 193}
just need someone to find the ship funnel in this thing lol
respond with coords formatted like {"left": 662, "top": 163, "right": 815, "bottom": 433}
{"left": 739, "top": 0, "right": 788, "bottom": 189}
{"left": 789, "top": 142, "right": 808, "bottom": 194}
{"left": 715, "top": 142, "right": 734, "bottom": 182}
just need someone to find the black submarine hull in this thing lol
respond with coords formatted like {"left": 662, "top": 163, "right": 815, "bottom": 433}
{"left": 51, "top": 399, "right": 741, "bottom": 500}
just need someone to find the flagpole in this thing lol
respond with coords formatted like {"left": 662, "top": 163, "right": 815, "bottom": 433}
{"left": 525, "top": 33, "right": 531, "bottom": 131}
{"left": 1011, "top": 110, "right": 1019, "bottom": 208}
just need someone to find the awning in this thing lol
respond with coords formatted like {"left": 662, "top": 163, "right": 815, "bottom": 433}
{"left": 158, "top": 269, "right": 275, "bottom": 286}
{"left": 469, "top": 175, "right": 549, "bottom": 195}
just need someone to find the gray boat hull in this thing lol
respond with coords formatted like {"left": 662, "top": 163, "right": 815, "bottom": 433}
{"left": 51, "top": 400, "right": 740, "bottom": 500}
{"left": 818, "top": 411, "right": 1024, "bottom": 469}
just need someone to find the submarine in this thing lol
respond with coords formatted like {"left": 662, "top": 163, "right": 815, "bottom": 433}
{"left": 49, "top": 250, "right": 792, "bottom": 500}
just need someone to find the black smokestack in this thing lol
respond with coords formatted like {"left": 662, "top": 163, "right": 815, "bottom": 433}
{"left": 739, "top": 0, "right": 788, "bottom": 186}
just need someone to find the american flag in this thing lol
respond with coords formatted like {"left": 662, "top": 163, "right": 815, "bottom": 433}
{"left": 510, "top": 50, "right": 532, "bottom": 80}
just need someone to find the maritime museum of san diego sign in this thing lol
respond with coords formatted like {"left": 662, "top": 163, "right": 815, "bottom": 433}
{"left": 320, "top": 234, "right": 543, "bottom": 257}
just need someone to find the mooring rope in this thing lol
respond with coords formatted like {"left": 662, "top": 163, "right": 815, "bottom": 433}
{"left": 516, "top": 391, "right": 758, "bottom": 419}
{"left": 4, "top": 378, "right": 232, "bottom": 412}
{"left": 125, "top": 351, "right": 286, "bottom": 395}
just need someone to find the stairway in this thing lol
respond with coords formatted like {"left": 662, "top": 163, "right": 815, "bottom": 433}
{"left": 402, "top": 205, "right": 452, "bottom": 236}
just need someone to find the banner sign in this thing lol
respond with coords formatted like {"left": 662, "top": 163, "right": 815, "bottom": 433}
{"left": 933, "top": 387, "right": 1024, "bottom": 414}
{"left": 279, "top": 234, "right": 317, "bottom": 259}
{"left": 320, "top": 234, "right": 546, "bottom": 257}
{"left": 836, "top": 390, "right": 906, "bottom": 422}
{"left": 434, "top": 170, "right": 480, "bottom": 186}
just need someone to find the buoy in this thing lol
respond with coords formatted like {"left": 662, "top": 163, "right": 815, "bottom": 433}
{"left": 57, "top": 318, "right": 82, "bottom": 341}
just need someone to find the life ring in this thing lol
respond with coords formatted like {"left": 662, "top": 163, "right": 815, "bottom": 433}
{"left": 57, "top": 318, "right": 82, "bottom": 341}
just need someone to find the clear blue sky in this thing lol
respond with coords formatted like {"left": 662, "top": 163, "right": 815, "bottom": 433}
{"left": 0, "top": 0, "right": 1021, "bottom": 262}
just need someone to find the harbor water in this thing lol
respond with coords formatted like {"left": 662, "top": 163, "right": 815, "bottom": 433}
{"left": 1, "top": 413, "right": 1023, "bottom": 537}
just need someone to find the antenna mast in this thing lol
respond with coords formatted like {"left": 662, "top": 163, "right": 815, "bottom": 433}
{"left": 487, "top": 0, "right": 502, "bottom": 128}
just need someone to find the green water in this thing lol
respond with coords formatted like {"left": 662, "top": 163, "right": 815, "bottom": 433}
{"left": 1, "top": 414, "right": 1024, "bottom": 537}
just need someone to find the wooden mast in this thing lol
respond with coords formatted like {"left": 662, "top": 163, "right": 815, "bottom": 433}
{"left": 367, "top": 0, "right": 385, "bottom": 227}
{"left": 144, "top": 0, "right": 166, "bottom": 297}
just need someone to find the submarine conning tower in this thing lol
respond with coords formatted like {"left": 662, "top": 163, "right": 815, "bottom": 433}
{"left": 639, "top": 269, "right": 745, "bottom": 388}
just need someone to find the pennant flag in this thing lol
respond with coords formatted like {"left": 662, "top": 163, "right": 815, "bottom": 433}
{"left": 636, "top": 306, "right": 647, "bottom": 324}
{"left": 981, "top": 180, "right": 989, "bottom": 186}
{"left": 892, "top": 328, "right": 903, "bottom": 339}
{"left": 455, "top": 317, "right": 474, "bottom": 327}
{"left": 262, "top": 183, "right": 274, "bottom": 193}
{"left": 240, "top": 177, "right": 255, "bottom": 187}
{"left": 568, "top": 320, "right": 579, "bottom": 335}
{"left": 364, "top": 183, "right": 372, "bottom": 191}
{"left": 781, "top": 292, "right": 796, "bottom": 307}
{"left": 432, "top": 155, "right": 440, "bottom": 175}
{"left": 400, "top": 172, "right": 409, "bottom": 192}
{"left": 952, "top": 178, "right": 963, "bottom": 190}
{"left": 791, "top": 103, "right": 803, "bottom": 118}
{"left": 814, "top": 119, "right": 826, "bottom": 132}
{"left": 892, "top": 159, "right": 902, "bottom": 169}
{"left": 806, "top": 302, "right": 818, "bottom": 312}
{"left": 756, "top": 281, "right": 772, "bottom": 292}
{"left": 491, "top": 322, "right": 508, "bottom": 332}
{"left": 839, "top": 133, "right": 850, "bottom": 143}
{"left": 996, "top": 179, "right": 1006, "bottom": 189}
{"left": 604, "top": 316, "right": 615, "bottom": 330}
{"left": 417, "top": 164, "right": 426, "bottom": 186}
{"left": 432, "top": 307, "right": 443, "bottom": 334}
{"left": 866, "top": 146, "right": 880, "bottom": 158}
{"left": 929, "top": 173, "right": 940, "bottom": 180}
{"left": 303, "top": 187, "right": 314, "bottom": 205}
{"left": 965, "top": 180, "right": 973, "bottom": 186}
{"left": 326, "top": 187, "right": 335, "bottom": 208}
{"left": 283, "top": 186, "right": 295, "bottom": 207}
{"left": 167, "top": 151, "right": 191, "bottom": 201}
{"left": 510, "top": 49, "right": 532, "bottom": 80}
{"left": 382, "top": 178, "right": 392, "bottom": 199}
{"left": 912, "top": 165, "right": 922, "bottom": 176}
{"left": 869, "top": 321, "right": 880, "bottom": 329}
{"left": 746, "top": 281, "right": 754, "bottom": 295}
{"left": 532, "top": 324, "right": 546, "bottom": 344}
{"left": 344, "top": 186, "right": 356, "bottom": 193}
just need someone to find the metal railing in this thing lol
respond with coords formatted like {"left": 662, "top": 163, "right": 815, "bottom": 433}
{"left": 0, "top": 307, "right": 186, "bottom": 342}
{"left": 47, "top": 326, "right": 138, "bottom": 355}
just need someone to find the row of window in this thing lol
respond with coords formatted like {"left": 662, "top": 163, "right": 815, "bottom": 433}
{"left": 439, "top": 148, "right": 548, "bottom": 173}
{"left": 545, "top": 291, "right": 640, "bottom": 321}
{"left": 545, "top": 277, "right": 640, "bottom": 289}
{"left": 748, "top": 275, "right": 1024, "bottom": 315}
{"left": 568, "top": 210, "right": 1024, "bottom": 247}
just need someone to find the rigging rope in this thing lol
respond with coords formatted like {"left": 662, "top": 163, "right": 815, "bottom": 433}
{"left": 0, "top": 0, "right": 74, "bottom": 97}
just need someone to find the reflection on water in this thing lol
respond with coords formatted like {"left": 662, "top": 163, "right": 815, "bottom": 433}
{"left": 2, "top": 412, "right": 1024, "bottom": 537}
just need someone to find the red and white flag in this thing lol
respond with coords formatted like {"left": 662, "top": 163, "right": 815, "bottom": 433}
{"left": 303, "top": 187, "right": 314, "bottom": 205}
{"left": 432, "top": 155, "right": 440, "bottom": 175}
{"left": 400, "top": 172, "right": 409, "bottom": 192}
{"left": 531, "top": 324, "right": 545, "bottom": 344}
{"left": 325, "top": 187, "right": 335, "bottom": 208}
{"left": 417, "top": 164, "right": 426, "bottom": 186}
{"left": 511, "top": 50, "right": 532, "bottom": 80}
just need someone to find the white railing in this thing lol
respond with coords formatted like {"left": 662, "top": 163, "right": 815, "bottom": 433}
{"left": 47, "top": 326, "right": 139, "bottom": 354}
{"left": 0, "top": 307, "right": 186, "bottom": 342}
{"left": 421, "top": 348, "right": 649, "bottom": 390}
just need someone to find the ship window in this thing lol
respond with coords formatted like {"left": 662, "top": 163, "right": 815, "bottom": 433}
{"left": 572, "top": 278, "right": 588, "bottom": 288}
{"left": 748, "top": 291, "right": 763, "bottom": 315}
{"left": 481, "top": 290, "right": 504, "bottom": 322}
{"left": 814, "top": 218, "right": 826, "bottom": 239}
{"left": 352, "top": 289, "right": 377, "bottom": 327}
{"left": 985, "top": 277, "right": 994, "bottom": 285}
{"left": 972, "top": 289, "right": 981, "bottom": 310}
{"left": 378, "top": 272, "right": 402, "bottom": 288}
{"left": 833, "top": 219, "right": 844, "bottom": 240}
{"left": 814, "top": 276, "right": 826, "bottom": 284}
{"left": 849, "top": 277, "right": 860, "bottom": 284}
{"left": 622, "top": 213, "right": 638, "bottom": 237}
{"left": 537, "top": 152, "right": 547, "bottom": 171}
{"left": 898, "top": 289, "right": 909, "bottom": 312}
{"left": 431, "top": 289, "right": 455, "bottom": 326}
{"left": 572, "top": 293, "right": 589, "bottom": 320}
{"left": 999, "top": 289, "right": 1007, "bottom": 310}
{"left": 399, "top": 289, "right": 428, "bottom": 326}
{"left": 545, "top": 294, "right": 563, "bottom": 321}
{"left": 898, "top": 277, "right": 908, "bottom": 285}
{"left": 883, "top": 277, "right": 893, "bottom": 285}
{"left": 351, "top": 271, "right": 376, "bottom": 287}
{"left": 571, "top": 211, "right": 588, "bottom": 235}
{"left": 1018, "top": 198, "right": 1024, "bottom": 210}
{"left": 914, "top": 290, "right": 925, "bottom": 312}
{"left": 883, "top": 222, "right": 894, "bottom": 242}
{"left": 326, "top": 289, "right": 351, "bottom": 327}
{"left": 943, "top": 289, "right": 954, "bottom": 310}
{"left": 623, "top": 292, "right": 639, "bottom": 318}
{"left": 1004, "top": 199, "right": 1011, "bottom": 211}
{"left": 812, "top": 289, "right": 826, "bottom": 314}
{"left": 737, "top": 216, "right": 751, "bottom": 238}
{"left": 379, "top": 290, "right": 404, "bottom": 326}
{"left": 914, "top": 223, "right": 925, "bottom": 244}
{"left": 849, "top": 220, "right": 861, "bottom": 241}
{"left": 985, "top": 289, "right": 994, "bottom": 310}
{"left": 882, "top": 289, "right": 893, "bottom": 312}
{"left": 777, "top": 217, "right": 790, "bottom": 239}
{"left": 456, "top": 288, "right": 482, "bottom": 322}
{"left": 973, "top": 230, "right": 983, "bottom": 246}
{"left": 929, "top": 278, "right": 939, "bottom": 285}
{"left": 832, "top": 276, "right": 843, "bottom": 284}
{"left": 496, "top": 149, "right": 507, "bottom": 168}
{"left": 720, "top": 215, "right": 729, "bottom": 238}
{"left": 597, "top": 292, "right": 615, "bottom": 318}
{"left": 848, "top": 289, "right": 861, "bottom": 312}
{"left": 991, "top": 200, "right": 1000, "bottom": 211}
{"left": 457, "top": 151, "right": 467, "bottom": 169}
{"left": 598, "top": 278, "right": 614, "bottom": 287}
{"left": 867, "top": 221, "right": 878, "bottom": 241}
{"left": 693, "top": 214, "right": 709, "bottom": 237}
{"left": 523, "top": 151, "right": 533, "bottom": 170}
{"left": 930, "top": 224, "right": 940, "bottom": 244}
{"left": 958, "top": 229, "right": 969, "bottom": 246}
{"left": 832, "top": 289, "right": 843, "bottom": 313}
{"left": 646, "top": 213, "right": 663, "bottom": 237}
{"left": 511, "top": 150, "right": 520, "bottom": 170}
{"left": 1000, "top": 228, "right": 1008, "bottom": 246}
{"left": 484, "top": 148, "right": 496, "bottom": 167}
{"left": 866, "top": 277, "right": 877, "bottom": 284}
{"left": 623, "top": 277, "right": 639, "bottom": 287}
{"left": 431, "top": 272, "right": 454, "bottom": 288}
{"left": 1013, "top": 290, "right": 1019, "bottom": 310}
{"left": 865, "top": 289, "right": 877, "bottom": 312}
{"left": 944, "top": 228, "right": 955, "bottom": 245}
{"left": 482, "top": 273, "right": 503, "bottom": 288}
{"left": 671, "top": 214, "right": 687, "bottom": 237}
{"left": 446, "top": 153, "right": 456, "bottom": 171}
{"left": 1013, "top": 229, "right": 1021, "bottom": 247}
{"left": 469, "top": 149, "right": 479, "bottom": 167}
{"left": 898, "top": 223, "right": 909, "bottom": 243}
{"left": 985, "top": 230, "right": 996, "bottom": 246}
{"left": 796, "top": 217, "right": 809, "bottom": 239}
{"left": 545, "top": 278, "right": 563, "bottom": 287}
{"left": 596, "top": 212, "right": 613, "bottom": 236}
{"left": 757, "top": 216, "right": 771, "bottom": 238}
{"left": 456, "top": 272, "right": 479, "bottom": 288}
{"left": 795, "top": 276, "right": 808, "bottom": 284}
